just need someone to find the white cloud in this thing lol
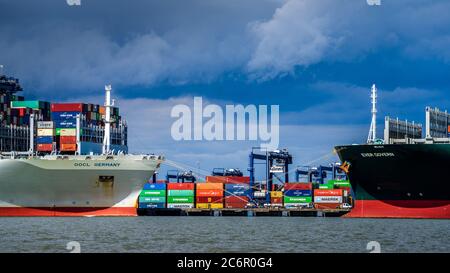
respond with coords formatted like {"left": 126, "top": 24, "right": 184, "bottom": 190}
{"left": 247, "top": 0, "right": 450, "bottom": 79}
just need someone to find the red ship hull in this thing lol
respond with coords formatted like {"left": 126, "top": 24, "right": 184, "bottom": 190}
{"left": 0, "top": 207, "right": 137, "bottom": 217}
{"left": 343, "top": 200, "right": 450, "bottom": 219}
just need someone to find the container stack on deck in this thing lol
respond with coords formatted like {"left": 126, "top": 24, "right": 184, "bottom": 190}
{"left": 196, "top": 183, "right": 224, "bottom": 209}
{"left": 313, "top": 189, "right": 344, "bottom": 209}
{"left": 270, "top": 191, "right": 283, "bottom": 207}
{"left": 139, "top": 183, "right": 167, "bottom": 209}
{"left": 224, "top": 183, "right": 251, "bottom": 208}
{"left": 283, "top": 183, "right": 313, "bottom": 208}
{"left": 1, "top": 73, "right": 128, "bottom": 155}
{"left": 167, "top": 183, "right": 195, "bottom": 209}
{"left": 36, "top": 121, "right": 54, "bottom": 152}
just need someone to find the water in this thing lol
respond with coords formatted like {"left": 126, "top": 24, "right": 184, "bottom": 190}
{"left": 0, "top": 217, "right": 448, "bottom": 253}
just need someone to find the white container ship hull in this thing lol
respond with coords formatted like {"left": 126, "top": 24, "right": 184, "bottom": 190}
{"left": 0, "top": 155, "right": 163, "bottom": 216}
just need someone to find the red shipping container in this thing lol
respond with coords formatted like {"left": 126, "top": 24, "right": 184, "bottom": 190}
{"left": 37, "top": 143, "right": 52, "bottom": 151}
{"left": 51, "top": 103, "right": 84, "bottom": 112}
{"left": 270, "top": 197, "right": 282, "bottom": 204}
{"left": 314, "top": 189, "right": 343, "bottom": 196}
{"left": 196, "top": 189, "right": 224, "bottom": 197}
{"left": 314, "top": 203, "right": 341, "bottom": 210}
{"left": 226, "top": 176, "right": 250, "bottom": 184}
{"left": 225, "top": 196, "right": 249, "bottom": 203}
{"left": 284, "top": 183, "right": 312, "bottom": 190}
{"left": 206, "top": 176, "right": 227, "bottom": 183}
{"left": 60, "top": 143, "right": 77, "bottom": 151}
{"left": 60, "top": 136, "right": 76, "bottom": 144}
{"left": 196, "top": 196, "right": 223, "bottom": 203}
{"left": 225, "top": 203, "right": 248, "bottom": 209}
{"left": 167, "top": 183, "right": 195, "bottom": 190}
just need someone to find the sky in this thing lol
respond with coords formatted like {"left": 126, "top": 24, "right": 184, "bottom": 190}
{"left": 1, "top": 0, "right": 450, "bottom": 179}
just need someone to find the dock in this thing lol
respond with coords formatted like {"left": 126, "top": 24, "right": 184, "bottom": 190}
{"left": 137, "top": 208, "right": 351, "bottom": 217}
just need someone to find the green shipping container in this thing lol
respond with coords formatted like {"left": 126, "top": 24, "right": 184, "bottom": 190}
{"left": 167, "top": 196, "right": 194, "bottom": 203}
{"left": 319, "top": 184, "right": 334, "bottom": 189}
{"left": 284, "top": 196, "right": 312, "bottom": 203}
{"left": 167, "top": 190, "right": 194, "bottom": 196}
{"left": 139, "top": 196, "right": 166, "bottom": 203}
{"left": 11, "top": 100, "right": 47, "bottom": 110}
{"left": 140, "top": 190, "right": 166, "bottom": 197}
{"left": 333, "top": 181, "right": 351, "bottom": 187}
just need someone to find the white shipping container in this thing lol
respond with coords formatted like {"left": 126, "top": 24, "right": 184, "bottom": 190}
{"left": 60, "top": 128, "right": 77, "bottom": 136}
{"left": 37, "top": 128, "right": 54, "bottom": 136}
{"left": 253, "top": 191, "right": 266, "bottom": 198}
{"left": 167, "top": 203, "right": 194, "bottom": 209}
{"left": 37, "top": 121, "right": 54, "bottom": 129}
{"left": 314, "top": 196, "right": 343, "bottom": 203}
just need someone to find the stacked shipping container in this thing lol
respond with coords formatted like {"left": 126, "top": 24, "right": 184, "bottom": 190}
{"left": 167, "top": 183, "right": 195, "bottom": 209}
{"left": 313, "top": 189, "right": 344, "bottom": 209}
{"left": 283, "top": 183, "right": 313, "bottom": 208}
{"left": 270, "top": 191, "right": 283, "bottom": 206}
{"left": 139, "top": 183, "right": 167, "bottom": 209}
{"left": 196, "top": 183, "right": 224, "bottom": 209}
{"left": 36, "top": 121, "right": 54, "bottom": 152}
{"left": 224, "top": 183, "right": 251, "bottom": 208}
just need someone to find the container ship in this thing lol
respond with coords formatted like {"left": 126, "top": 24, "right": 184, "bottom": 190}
{"left": 0, "top": 73, "right": 163, "bottom": 216}
{"left": 335, "top": 85, "right": 450, "bottom": 219}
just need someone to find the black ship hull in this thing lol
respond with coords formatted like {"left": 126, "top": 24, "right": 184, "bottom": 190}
{"left": 335, "top": 144, "right": 450, "bottom": 218}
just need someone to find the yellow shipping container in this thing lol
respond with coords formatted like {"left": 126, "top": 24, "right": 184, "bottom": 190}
{"left": 60, "top": 128, "right": 77, "bottom": 136}
{"left": 37, "top": 128, "right": 54, "bottom": 136}
{"left": 270, "top": 191, "right": 283, "bottom": 198}
{"left": 196, "top": 183, "right": 223, "bottom": 190}
{"left": 196, "top": 203, "right": 224, "bottom": 209}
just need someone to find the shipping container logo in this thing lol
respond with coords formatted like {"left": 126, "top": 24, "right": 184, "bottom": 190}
{"left": 171, "top": 97, "right": 279, "bottom": 150}
{"left": 367, "top": 0, "right": 381, "bottom": 5}
{"left": 66, "top": 0, "right": 81, "bottom": 6}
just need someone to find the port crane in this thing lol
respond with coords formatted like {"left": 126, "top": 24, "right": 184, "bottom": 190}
{"left": 248, "top": 147, "right": 293, "bottom": 204}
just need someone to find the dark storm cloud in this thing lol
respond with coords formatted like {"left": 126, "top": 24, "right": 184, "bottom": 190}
{"left": 0, "top": 0, "right": 278, "bottom": 93}
{"left": 1, "top": 0, "right": 450, "bottom": 96}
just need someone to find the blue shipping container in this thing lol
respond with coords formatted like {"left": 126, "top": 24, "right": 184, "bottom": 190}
{"left": 51, "top": 112, "right": 80, "bottom": 120}
{"left": 54, "top": 120, "right": 77, "bottom": 128}
{"left": 284, "top": 189, "right": 312, "bottom": 197}
{"left": 36, "top": 136, "right": 53, "bottom": 144}
{"left": 138, "top": 202, "right": 166, "bottom": 209}
{"left": 143, "top": 183, "right": 167, "bottom": 190}
{"left": 225, "top": 189, "right": 252, "bottom": 196}
{"left": 225, "top": 184, "right": 250, "bottom": 191}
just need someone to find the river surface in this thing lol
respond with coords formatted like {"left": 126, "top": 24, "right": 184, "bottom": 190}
{"left": 0, "top": 217, "right": 449, "bottom": 253}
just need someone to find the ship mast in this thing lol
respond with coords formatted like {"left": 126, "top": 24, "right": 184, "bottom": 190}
{"left": 367, "top": 84, "right": 377, "bottom": 144}
{"left": 102, "top": 85, "right": 114, "bottom": 155}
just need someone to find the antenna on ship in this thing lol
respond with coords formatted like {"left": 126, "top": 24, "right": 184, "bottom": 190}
{"left": 102, "top": 84, "right": 114, "bottom": 155}
{"left": 367, "top": 84, "right": 377, "bottom": 144}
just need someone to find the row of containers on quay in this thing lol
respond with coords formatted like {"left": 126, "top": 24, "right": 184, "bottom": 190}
{"left": 12, "top": 101, "right": 127, "bottom": 155}
{"left": 138, "top": 175, "right": 353, "bottom": 210}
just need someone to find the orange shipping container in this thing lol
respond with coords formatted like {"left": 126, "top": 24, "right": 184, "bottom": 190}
{"left": 60, "top": 143, "right": 77, "bottom": 151}
{"left": 99, "top": 106, "right": 106, "bottom": 115}
{"left": 60, "top": 136, "right": 76, "bottom": 144}
{"left": 196, "top": 189, "right": 224, "bottom": 197}
{"left": 196, "top": 183, "right": 223, "bottom": 190}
